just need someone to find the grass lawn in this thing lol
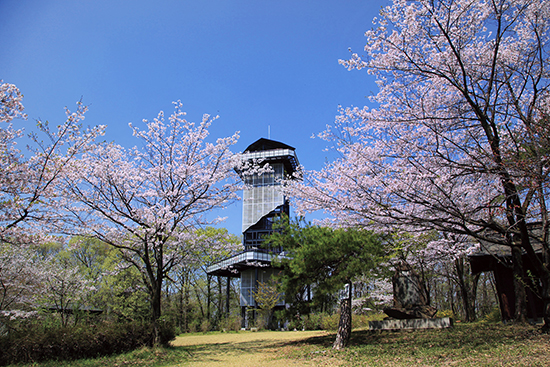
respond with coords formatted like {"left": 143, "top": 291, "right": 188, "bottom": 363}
{"left": 13, "top": 322, "right": 550, "bottom": 367}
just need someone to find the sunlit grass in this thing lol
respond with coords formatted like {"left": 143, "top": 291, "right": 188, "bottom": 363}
{"left": 12, "top": 323, "right": 550, "bottom": 366}
{"left": 279, "top": 323, "right": 550, "bottom": 366}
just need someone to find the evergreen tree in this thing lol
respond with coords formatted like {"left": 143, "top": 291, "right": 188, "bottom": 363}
{"left": 268, "top": 217, "right": 388, "bottom": 349}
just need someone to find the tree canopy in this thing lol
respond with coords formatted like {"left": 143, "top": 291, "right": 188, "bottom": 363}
{"left": 268, "top": 217, "right": 388, "bottom": 348}
{"left": 61, "top": 103, "right": 242, "bottom": 338}
{"left": 286, "top": 0, "right": 550, "bottom": 329}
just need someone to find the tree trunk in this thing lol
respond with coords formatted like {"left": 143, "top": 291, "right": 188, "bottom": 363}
{"left": 418, "top": 262, "right": 431, "bottom": 305}
{"left": 150, "top": 279, "right": 162, "bottom": 345}
{"left": 178, "top": 278, "right": 183, "bottom": 331}
{"left": 455, "top": 257, "right": 480, "bottom": 322}
{"left": 511, "top": 245, "right": 528, "bottom": 323}
{"left": 541, "top": 246, "right": 550, "bottom": 332}
{"left": 536, "top": 186, "right": 550, "bottom": 332}
{"left": 226, "top": 277, "right": 231, "bottom": 317}
{"left": 183, "top": 271, "right": 190, "bottom": 332}
{"left": 217, "top": 275, "right": 223, "bottom": 326}
{"left": 448, "top": 276, "right": 456, "bottom": 316}
{"left": 206, "top": 274, "right": 212, "bottom": 322}
{"left": 194, "top": 284, "right": 205, "bottom": 318}
{"left": 333, "top": 282, "right": 352, "bottom": 350}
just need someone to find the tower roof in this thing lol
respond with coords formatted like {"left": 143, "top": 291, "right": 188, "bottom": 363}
{"left": 239, "top": 137, "right": 299, "bottom": 176}
{"left": 244, "top": 138, "right": 295, "bottom": 153}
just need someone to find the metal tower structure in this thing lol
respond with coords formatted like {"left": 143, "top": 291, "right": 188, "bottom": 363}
{"left": 206, "top": 138, "right": 299, "bottom": 327}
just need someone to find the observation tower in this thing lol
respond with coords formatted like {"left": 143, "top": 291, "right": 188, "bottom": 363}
{"left": 206, "top": 138, "right": 299, "bottom": 327}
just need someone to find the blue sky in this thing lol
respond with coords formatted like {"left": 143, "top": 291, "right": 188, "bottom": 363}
{"left": 1, "top": 0, "right": 387, "bottom": 236}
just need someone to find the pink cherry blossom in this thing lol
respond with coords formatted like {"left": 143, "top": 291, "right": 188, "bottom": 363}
{"left": 63, "top": 101, "right": 242, "bottom": 327}
{"left": 286, "top": 0, "right": 550, "bottom": 327}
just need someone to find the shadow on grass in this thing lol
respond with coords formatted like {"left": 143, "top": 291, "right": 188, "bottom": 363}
{"left": 276, "top": 322, "right": 544, "bottom": 354}
{"left": 170, "top": 338, "right": 310, "bottom": 364}
{"left": 250, "top": 323, "right": 548, "bottom": 367}
{"left": 35, "top": 324, "right": 547, "bottom": 367}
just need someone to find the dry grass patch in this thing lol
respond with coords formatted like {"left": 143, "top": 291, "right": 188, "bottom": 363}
{"left": 171, "top": 330, "right": 328, "bottom": 366}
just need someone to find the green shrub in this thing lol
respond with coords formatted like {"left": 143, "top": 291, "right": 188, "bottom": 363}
{"left": 320, "top": 313, "right": 340, "bottom": 331}
{"left": 480, "top": 307, "right": 502, "bottom": 323}
{"left": 254, "top": 310, "right": 270, "bottom": 330}
{"left": 351, "top": 314, "right": 369, "bottom": 329}
{"left": 436, "top": 309, "right": 456, "bottom": 319}
{"left": 303, "top": 313, "right": 322, "bottom": 330}
{"left": 200, "top": 319, "right": 211, "bottom": 333}
{"left": 0, "top": 320, "right": 175, "bottom": 366}
{"left": 287, "top": 314, "right": 304, "bottom": 331}
{"left": 219, "top": 315, "right": 242, "bottom": 332}
{"left": 156, "top": 319, "right": 177, "bottom": 346}
{"left": 272, "top": 309, "right": 287, "bottom": 330}
{"left": 188, "top": 319, "right": 200, "bottom": 333}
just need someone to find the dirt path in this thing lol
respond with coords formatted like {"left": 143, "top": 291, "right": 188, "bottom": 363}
{"left": 170, "top": 330, "right": 330, "bottom": 367}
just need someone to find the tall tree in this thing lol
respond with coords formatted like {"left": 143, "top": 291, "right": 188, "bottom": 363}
{"left": 268, "top": 217, "right": 387, "bottom": 349}
{"left": 0, "top": 245, "right": 42, "bottom": 311}
{"left": 63, "top": 102, "right": 241, "bottom": 340}
{"left": 251, "top": 279, "right": 282, "bottom": 329}
{"left": 1, "top": 82, "right": 102, "bottom": 326}
{"left": 1, "top": 81, "right": 103, "bottom": 244}
{"left": 37, "top": 253, "right": 92, "bottom": 327}
{"left": 392, "top": 231, "right": 482, "bottom": 321}
{"left": 67, "top": 236, "right": 151, "bottom": 321}
{"left": 287, "top": 0, "right": 550, "bottom": 329}
{"left": 165, "top": 227, "right": 240, "bottom": 330}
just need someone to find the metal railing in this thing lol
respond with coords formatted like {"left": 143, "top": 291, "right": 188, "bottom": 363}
{"left": 206, "top": 248, "right": 287, "bottom": 274}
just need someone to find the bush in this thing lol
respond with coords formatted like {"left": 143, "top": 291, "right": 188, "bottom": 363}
{"left": 436, "top": 309, "right": 456, "bottom": 320}
{"left": 219, "top": 315, "right": 242, "bottom": 332}
{"left": 480, "top": 307, "right": 501, "bottom": 323}
{"left": 188, "top": 319, "right": 200, "bottom": 333}
{"left": 287, "top": 313, "right": 304, "bottom": 331}
{"left": 254, "top": 310, "right": 269, "bottom": 330}
{"left": 320, "top": 313, "right": 340, "bottom": 331}
{"left": 156, "top": 318, "right": 177, "bottom": 346}
{"left": 280, "top": 312, "right": 347, "bottom": 331}
{"left": 200, "top": 319, "right": 211, "bottom": 333}
{"left": 275, "top": 311, "right": 386, "bottom": 332}
{"left": 0, "top": 320, "right": 175, "bottom": 366}
{"left": 351, "top": 314, "right": 369, "bottom": 329}
{"left": 303, "top": 313, "right": 322, "bottom": 330}
{"left": 272, "top": 309, "right": 287, "bottom": 330}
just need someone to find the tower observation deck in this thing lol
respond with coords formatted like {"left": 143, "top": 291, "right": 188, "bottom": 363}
{"left": 206, "top": 138, "right": 299, "bottom": 326}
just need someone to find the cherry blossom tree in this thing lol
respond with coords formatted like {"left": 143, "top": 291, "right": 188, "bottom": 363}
{"left": 287, "top": 0, "right": 550, "bottom": 328}
{"left": 0, "top": 245, "right": 42, "bottom": 311}
{"left": 63, "top": 102, "right": 241, "bottom": 339}
{"left": 164, "top": 227, "right": 240, "bottom": 331}
{"left": 1, "top": 82, "right": 104, "bottom": 330}
{"left": 37, "top": 252, "right": 93, "bottom": 327}
{"left": 1, "top": 81, "right": 104, "bottom": 244}
{"left": 1, "top": 237, "right": 92, "bottom": 328}
{"left": 391, "top": 231, "right": 481, "bottom": 321}
{"left": 0, "top": 82, "right": 25, "bottom": 123}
